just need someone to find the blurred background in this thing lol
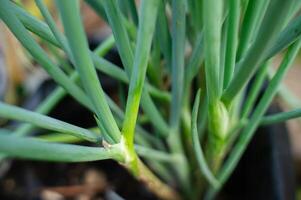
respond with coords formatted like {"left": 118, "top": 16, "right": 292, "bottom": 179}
{"left": 0, "top": 1, "right": 301, "bottom": 199}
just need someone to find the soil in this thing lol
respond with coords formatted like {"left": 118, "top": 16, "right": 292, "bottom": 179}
{"left": 0, "top": 159, "right": 159, "bottom": 200}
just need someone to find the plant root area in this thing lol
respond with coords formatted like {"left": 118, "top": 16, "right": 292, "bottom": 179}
{"left": 0, "top": 159, "right": 159, "bottom": 200}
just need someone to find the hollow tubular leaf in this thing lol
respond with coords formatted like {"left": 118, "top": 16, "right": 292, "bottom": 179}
{"left": 102, "top": 0, "right": 134, "bottom": 72}
{"left": 102, "top": 0, "right": 169, "bottom": 137}
{"left": 122, "top": 0, "right": 160, "bottom": 145}
{"left": 0, "top": 134, "right": 123, "bottom": 162}
{"left": 0, "top": 102, "right": 101, "bottom": 142}
{"left": 170, "top": 0, "right": 186, "bottom": 132}
{"left": 191, "top": 90, "right": 220, "bottom": 188}
{"left": 223, "top": 0, "right": 240, "bottom": 88}
{"left": 266, "top": 14, "right": 301, "bottom": 60}
{"left": 35, "top": 0, "right": 72, "bottom": 58}
{"left": 13, "top": 2, "right": 59, "bottom": 46}
{"left": 203, "top": 0, "right": 223, "bottom": 102}
{"left": 155, "top": 0, "right": 172, "bottom": 70}
{"left": 236, "top": 0, "right": 270, "bottom": 61}
{"left": 241, "top": 61, "right": 270, "bottom": 118}
{"left": 261, "top": 108, "right": 301, "bottom": 125}
{"left": 135, "top": 145, "right": 177, "bottom": 163}
{"left": 56, "top": 0, "right": 121, "bottom": 143}
{"left": 40, "top": 133, "right": 84, "bottom": 144}
{"left": 223, "top": 0, "right": 295, "bottom": 105}
{"left": 91, "top": 54, "right": 129, "bottom": 83}
{"left": 185, "top": 33, "right": 204, "bottom": 89}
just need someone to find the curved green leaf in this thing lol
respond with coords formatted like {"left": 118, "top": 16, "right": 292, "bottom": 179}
{"left": 0, "top": 102, "right": 100, "bottom": 142}
{"left": 0, "top": 134, "right": 123, "bottom": 162}
{"left": 191, "top": 90, "right": 220, "bottom": 189}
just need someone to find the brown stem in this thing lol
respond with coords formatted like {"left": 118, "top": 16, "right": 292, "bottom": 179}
{"left": 135, "top": 158, "right": 182, "bottom": 200}
{"left": 119, "top": 137, "right": 181, "bottom": 200}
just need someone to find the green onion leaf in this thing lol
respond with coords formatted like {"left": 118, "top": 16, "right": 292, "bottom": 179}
{"left": 0, "top": 134, "right": 122, "bottom": 162}
{"left": 0, "top": 102, "right": 101, "bottom": 142}
{"left": 207, "top": 38, "right": 301, "bottom": 199}
{"left": 191, "top": 90, "right": 220, "bottom": 189}
{"left": 56, "top": 0, "right": 121, "bottom": 143}
{"left": 261, "top": 108, "right": 301, "bottom": 125}
{"left": 122, "top": 0, "right": 160, "bottom": 144}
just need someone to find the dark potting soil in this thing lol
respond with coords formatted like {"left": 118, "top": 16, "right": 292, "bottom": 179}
{"left": 0, "top": 159, "right": 159, "bottom": 200}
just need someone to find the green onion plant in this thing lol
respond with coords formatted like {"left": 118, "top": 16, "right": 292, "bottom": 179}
{"left": 0, "top": 0, "right": 301, "bottom": 199}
